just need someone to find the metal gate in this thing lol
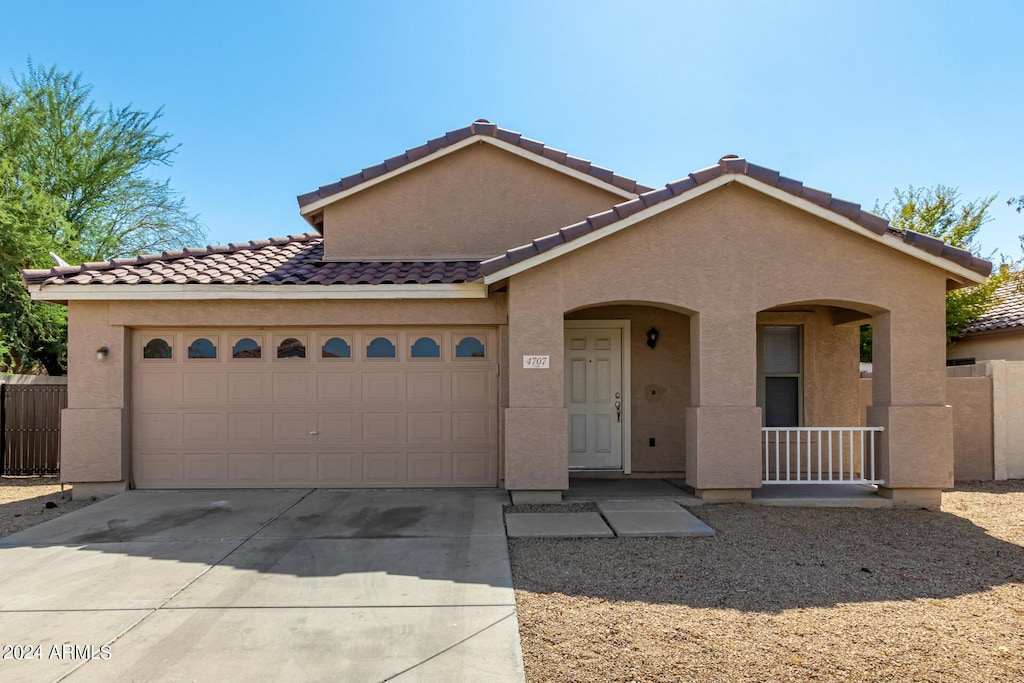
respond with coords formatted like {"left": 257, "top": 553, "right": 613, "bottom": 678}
{"left": 0, "top": 383, "right": 66, "bottom": 475}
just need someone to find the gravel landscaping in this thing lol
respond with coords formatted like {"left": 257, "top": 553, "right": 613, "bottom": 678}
{"left": 0, "top": 476, "right": 96, "bottom": 538}
{"left": 510, "top": 481, "right": 1024, "bottom": 682}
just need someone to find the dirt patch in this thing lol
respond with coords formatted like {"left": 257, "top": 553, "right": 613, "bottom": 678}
{"left": 511, "top": 481, "right": 1024, "bottom": 683}
{"left": 0, "top": 477, "right": 97, "bottom": 538}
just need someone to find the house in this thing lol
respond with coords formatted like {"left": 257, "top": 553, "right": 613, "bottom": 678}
{"left": 21, "top": 120, "right": 992, "bottom": 508}
{"left": 948, "top": 277, "right": 1024, "bottom": 364}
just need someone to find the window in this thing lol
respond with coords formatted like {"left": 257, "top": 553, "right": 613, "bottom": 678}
{"left": 187, "top": 338, "right": 217, "bottom": 359}
{"left": 321, "top": 337, "right": 351, "bottom": 359}
{"left": 366, "top": 337, "right": 396, "bottom": 358}
{"left": 410, "top": 337, "right": 441, "bottom": 358}
{"left": 277, "top": 338, "right": 306, "bottom": 359}
{"left": 232, "top": 337, "right": 262, "bottom": 359}
{"left": 946, "top": 358, "right": 976, "bottom": 367}
{"left": 758, "top": 325, "right": 801, "bottom": 427}
{"left": 455, "top": 336, "right": 486, "bottom": 358}
{"left": 143, "top": 338, "right": 172, "bottom": 359}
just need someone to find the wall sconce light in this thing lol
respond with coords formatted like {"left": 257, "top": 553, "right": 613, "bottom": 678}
{"left": 646, "top": 327, "right": 660, "bottom": 349}
{"left": 96, "top": 346, "right": 109, "bottom": 361}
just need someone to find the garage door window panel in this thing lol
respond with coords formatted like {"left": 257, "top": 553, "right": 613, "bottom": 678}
{"left": 410, "top": 336, "right": 442, "bottom": 360}
{"left": 276, "top": 336, "right": 307, "bottom": 360}
{"left": 455, "top": 336, "right": 486, "bottom": 359}
{"left": 187, "top": 337, "right": 218, "bottom": 360}
{"left": 143, "top": 338, "right": 174, "bottom": 360}
{"left": 321, "top": 336, "right": 352, "bottom": 360}
{"left": 366, "top": 336, "right": 397, "bottom": 360}
{"left": 232, "top": 337, "right": 263, "bottom": 360}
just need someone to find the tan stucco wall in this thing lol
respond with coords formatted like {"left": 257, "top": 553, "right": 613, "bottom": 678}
{"left": 321, "top": 143, "right": 625, "bottom": 260}
{"left": 948, "top": 329, "right": 1024, "bottom": 362}
{"left": 504, "top": 183, "right": 952, "bottom": 493}
{"left": 62, "top": 296, "right": 508, "bottom": 488}
{"left": 988, "top": 360, "right": 1024, "bottom": 479}
{"left": 947, "top": 377, "right": 995, "bottom": 480}
{"left": 861, "top": 376, "right": 995, "bottom": 481}
{"left": 566, "top": 305, "right": 691, "bottom": 474}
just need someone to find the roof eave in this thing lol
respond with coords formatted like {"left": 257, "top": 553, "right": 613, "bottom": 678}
{"left": 27, "top": 282, "right": 489, "bottom": 302}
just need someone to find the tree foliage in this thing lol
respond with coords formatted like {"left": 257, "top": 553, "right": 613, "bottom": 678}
{"left": 860, "top": 185, "right": 1013, "bottom": 361}
{"left": 0, "top": 62, "right": 205, "bottom": 374}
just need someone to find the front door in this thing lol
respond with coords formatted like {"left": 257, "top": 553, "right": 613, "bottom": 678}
{"left": 564, "top": 327, "right": 623, "bottom": 469}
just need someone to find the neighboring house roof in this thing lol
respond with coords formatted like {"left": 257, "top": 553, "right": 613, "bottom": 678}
{"left": 21, "top": 234, "right": 480, "bottom": 287}
{"left": 296, "top": 119, "right": 654, "bottom": 223}
{"left": 478, "top": 155, "right": 993, "bottom": 283}
{"left": 964, "top": 278, "right": 1024, "bottom": 334}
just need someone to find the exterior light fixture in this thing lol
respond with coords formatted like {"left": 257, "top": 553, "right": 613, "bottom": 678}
{"left": 646, "top": 327, "right": 660, "bottom": 349}
{"left": 96, "top": 346, "right": 109, "bottom": 360}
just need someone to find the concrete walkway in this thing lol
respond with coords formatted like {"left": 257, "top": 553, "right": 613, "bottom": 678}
{"left": 0, "top": 489, "right": 524, "bottom": 683}
{"left": 505, "top": 500, "right": 715, "bottom": 538}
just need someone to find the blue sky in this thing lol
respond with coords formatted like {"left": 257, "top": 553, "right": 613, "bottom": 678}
{"left": 3, "top": 1, "right": 1022, "bottom": 259}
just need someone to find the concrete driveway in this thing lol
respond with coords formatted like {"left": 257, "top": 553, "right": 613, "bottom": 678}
{"left": 0, "top": 489, "right": 524, "bottom": 682}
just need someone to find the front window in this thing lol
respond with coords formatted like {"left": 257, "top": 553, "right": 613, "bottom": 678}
{"left": 758, "top": 325, "right": 802, "bottom": 427}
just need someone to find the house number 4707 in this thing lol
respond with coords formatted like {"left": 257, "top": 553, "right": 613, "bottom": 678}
{"left": 522, "top": 355, "right": 550, "bottom": 369}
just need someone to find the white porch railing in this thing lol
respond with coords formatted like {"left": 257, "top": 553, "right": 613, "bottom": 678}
{"left": 762, "top": 427, "right": 885, "bottom": 485}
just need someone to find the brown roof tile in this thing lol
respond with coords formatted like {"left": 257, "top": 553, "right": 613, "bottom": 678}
{"left": 21, "top": 234, "right": 483, "bottom": 288}
{"left": 297, "top": 120, "right": 653, "bottom": 210}
{"left": 964, "top": 277, "right": 1024, "bottom": 333}
{"left": 478, "top": 155, "right": 995, "bottom": 279}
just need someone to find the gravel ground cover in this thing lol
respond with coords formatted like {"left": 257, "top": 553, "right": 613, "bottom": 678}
{"left": 0, "top": 476, "right": 95, "bottom": 537}
{"left": 510, "top": 481, "right": 1024, "bottom": 683}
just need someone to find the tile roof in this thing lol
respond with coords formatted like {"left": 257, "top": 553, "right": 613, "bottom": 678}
{"left": 964, "top": 277, "right": 1024, "bottom": 333}
{"left": 296, "top": 119, "right": 654, "bottom": 210}
{"left": 21, "top": 234, "right": 481, "bottom": 287}
{"left": 478, "top": 155, "right": 994, "bottom": 279}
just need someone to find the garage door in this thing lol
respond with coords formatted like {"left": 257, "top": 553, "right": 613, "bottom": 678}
{"left": 131, "top": 328, "right": 498, "bottom": 488}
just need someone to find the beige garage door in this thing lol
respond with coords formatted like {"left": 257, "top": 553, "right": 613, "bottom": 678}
{"left": 131, "top": 328, "right": 497, "bottom": 488}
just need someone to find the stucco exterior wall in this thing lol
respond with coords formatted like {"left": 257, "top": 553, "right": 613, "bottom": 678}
{"left": 504, "top": 183, "right": 952, "bottom": 495}
{"left": 862, "top": 375, "right": 997, "bottom": 481}
{"left": 321, "top": 143, "right": 625, "bottom": 260}
{"left": 988, "top": 360, "right": 1024, "bottom": 479}
{"left": 946, "top": 377, "right": 995, "bottom": 480}
{"left": 947, "top": 329, "right": 1024, "bottom": 362}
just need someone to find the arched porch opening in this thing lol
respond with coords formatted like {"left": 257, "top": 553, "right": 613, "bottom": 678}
{"left": 756, "top": 299, "right": 887, "bottom": 488}
{"left": 563, "top": 301, "right": 693, "bottom": 480}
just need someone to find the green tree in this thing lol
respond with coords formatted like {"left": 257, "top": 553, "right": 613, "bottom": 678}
{"left": 0, "top": 62, "right": 205, "bottom": 374}
{"left": 859, "top": 185, "right": 1012, "bottom": 361}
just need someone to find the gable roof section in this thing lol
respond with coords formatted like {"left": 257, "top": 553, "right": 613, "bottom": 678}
{"left": 22, "top": 234, "right": 484, "bottom": 300}
{"left": 479, "top": 155, "right": 993, "bottom": 285}
{"left": 296, "top": 120, "right": 653, "bottom": 224}
{"left": 964, "top": 277, "right": 1024, "bottom": 334}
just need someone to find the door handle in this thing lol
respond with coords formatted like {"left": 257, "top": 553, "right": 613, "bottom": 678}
{"left": 614, "top": 401, "right": 621, "bottom": 423}
{"left": 309, "top": 430, "right": 319, "bottom": 436}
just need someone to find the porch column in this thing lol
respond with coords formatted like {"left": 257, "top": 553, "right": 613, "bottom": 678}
{"left": 62, "top": 302, "right": 131, "bottom": 499}
{"left": 503, "top": 280, "right": 568, "bottom": 501}
{"left": 867, "top": 308, "right": 952, "bottom": 509}
{"left": 685, "top": 310, "right": 762, "bottom": 502}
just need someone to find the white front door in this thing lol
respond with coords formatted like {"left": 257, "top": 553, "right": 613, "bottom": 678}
{"left": 565, "top": 327, "right": 623, "bottom": 469}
